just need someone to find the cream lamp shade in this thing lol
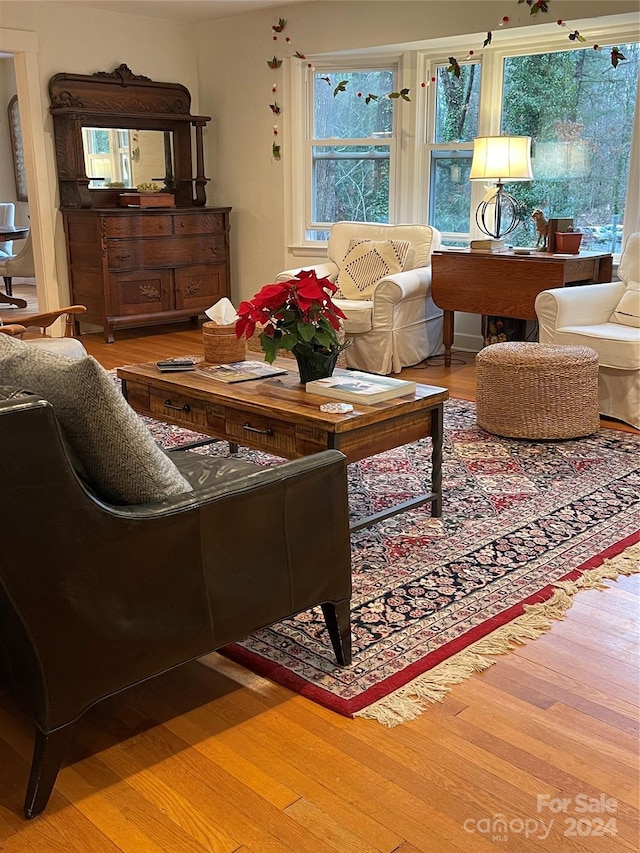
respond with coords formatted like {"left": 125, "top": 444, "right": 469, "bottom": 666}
{"left": 470, "top": 136, "right": 533, "bottom": 182}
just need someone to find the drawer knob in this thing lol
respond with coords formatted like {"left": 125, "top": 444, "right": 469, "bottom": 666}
{"left": 116, "top": 252, "right": 131, "bottom": 260}
{"left": 243, "top": 422, "right": 273, "bottom": 436}
{"left": 164, "top": 400, "right": 191, "bottom": 413}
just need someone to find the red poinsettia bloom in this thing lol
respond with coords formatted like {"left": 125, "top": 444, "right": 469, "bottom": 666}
{"left": 235, "top": 270, "right": 348, "bottom": 364}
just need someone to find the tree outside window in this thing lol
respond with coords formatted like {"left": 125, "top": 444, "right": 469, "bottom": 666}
{"left": 502, "top": 43, "right": 639, "bottom": 253}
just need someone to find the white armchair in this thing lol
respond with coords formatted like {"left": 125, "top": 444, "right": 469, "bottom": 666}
{"left": 277, "top": 222, "right": 443, "bottom": 375}
{"left": 535, "top": 232, "right": 640, "bottom": 429}
{"left": 0, "top": 228, "right": 34, "bottom": 296}
{"left": 0, "top": 203, "right": 16, "bottom": 259}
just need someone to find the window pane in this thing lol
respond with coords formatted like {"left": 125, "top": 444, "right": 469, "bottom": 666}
{"left": 501, "top": 44, "right": 639, "bottom": 252}
{"left": 314, "top": 70, "right": 394, "bottom": 139}
{"left": 434, "top": 63, "right": 481, "bottom": 143}
{"left": 430, "top": 154, "right": 473, "bottom": 233}
{"left": 312, "top": 145, "right": 390, "bottom": 223}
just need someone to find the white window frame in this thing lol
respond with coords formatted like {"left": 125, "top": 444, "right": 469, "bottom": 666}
{"left": 285, "top": 54, "right": 408, "bottom": 253}
{"left": 421, "top": 54, "right": 482, "bottom": 244}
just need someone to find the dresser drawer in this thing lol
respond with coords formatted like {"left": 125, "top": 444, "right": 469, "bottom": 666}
{"left": 175, "top": 264, "right": 227, "bottom": 310}
{"left": 225, "top": 410, "right": 297, "bottom": 456}
{"left": 173, "top": 212, "right": 226, "bottom": 235}
{"left": 149, "top": 388, "right": 210, "bottom": 432}
{"left": 104, "top": 216, "right": 172, "bottom": 238}
{"left": 107, "top": 235, "right": 226, "bottom": 269}
{"left": 108, "top": 269, "right": 173, "bottom": 315}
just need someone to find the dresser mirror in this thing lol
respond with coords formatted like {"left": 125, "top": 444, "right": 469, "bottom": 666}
{"left": 82, "top": 128, "right": 174, "bottom": 190}
{"left": 49, "top": 64, "right": 209, "bottom": 209}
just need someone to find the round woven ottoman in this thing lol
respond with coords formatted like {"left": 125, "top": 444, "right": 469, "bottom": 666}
{"left": 475, "top": 342, "right": 599, "bottom": 439}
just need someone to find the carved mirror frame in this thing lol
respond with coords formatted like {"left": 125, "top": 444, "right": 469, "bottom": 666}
{"left": 48, "top": 64, "right": 210, "bottom": 209}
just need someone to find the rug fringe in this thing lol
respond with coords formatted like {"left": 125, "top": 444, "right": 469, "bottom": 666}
{"left": 354, "top": 543, "right": 640, "bottom": 727}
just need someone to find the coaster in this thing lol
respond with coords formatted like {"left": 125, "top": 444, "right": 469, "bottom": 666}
{"left": 320, "top": 402, "right": 354, "bottom": 413}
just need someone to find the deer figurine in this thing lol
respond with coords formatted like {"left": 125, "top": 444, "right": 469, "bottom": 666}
{"left": 532, "top": 209, "right": 549, "bottom": 250}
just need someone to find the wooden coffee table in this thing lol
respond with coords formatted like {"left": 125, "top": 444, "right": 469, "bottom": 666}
{"left": 118, "top": 359, "right": 449, "bottom": 530}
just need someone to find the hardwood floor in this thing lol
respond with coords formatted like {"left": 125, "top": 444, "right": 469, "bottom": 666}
{"left": 1, "top": 323, "right": 638, "bottom": 851}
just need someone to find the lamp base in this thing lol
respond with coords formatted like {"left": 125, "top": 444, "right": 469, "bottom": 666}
{"left": 475, "top": 184, "right": 521, "bottom": 241}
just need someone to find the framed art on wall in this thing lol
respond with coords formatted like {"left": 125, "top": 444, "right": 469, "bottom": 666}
{"left": 8, "top": 95, "right": 28, "bottom": 202}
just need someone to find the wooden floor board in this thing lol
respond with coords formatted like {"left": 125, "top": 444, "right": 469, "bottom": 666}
{"left": 1, "top": 324, "right": 637, "bottom": 851}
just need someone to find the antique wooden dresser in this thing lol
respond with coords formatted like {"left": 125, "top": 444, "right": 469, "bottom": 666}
{"left": 62, "top": 207, "right": 230, "bottom": 342}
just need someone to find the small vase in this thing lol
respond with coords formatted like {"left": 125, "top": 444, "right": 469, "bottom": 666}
{"left": 292, "top": 346, "right": 340, "bottom": 384}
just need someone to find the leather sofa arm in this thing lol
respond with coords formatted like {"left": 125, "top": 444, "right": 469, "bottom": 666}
{"left": 535, "top": 281, "right": 626, "bottom": 337}
{"left": 114, "top": 450, "right": 348, "bottom": 514}
{"left": 194, "top": 450, "right": 352, "bottom": 647}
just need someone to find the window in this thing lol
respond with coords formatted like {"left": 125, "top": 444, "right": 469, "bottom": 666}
{"left": 501, "top": 43, "right": 639, "bottom": 254}
{"left": 82, "top": 127, "right": 132, "bottom": 188}
{"left": 306, "top": 67, "right": 395, "bottom": 241}
{"left": 289, "top": 20, "right": 638, "bottom": 254}
{"left": 426, "top": 61, "right": 481, "bottom": 244}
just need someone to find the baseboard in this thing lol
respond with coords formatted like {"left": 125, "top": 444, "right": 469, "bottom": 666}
{"left": 453, "top": 332, "right": 482, "bottom": 353}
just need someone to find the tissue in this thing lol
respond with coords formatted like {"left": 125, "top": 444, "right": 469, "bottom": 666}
{"left": 205, "top": 297, "right": 238, "bottom": 326}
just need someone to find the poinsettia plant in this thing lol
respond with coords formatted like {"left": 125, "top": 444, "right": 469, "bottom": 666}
{"left": 235, "top": 270, "right": 348, "bottom": 364}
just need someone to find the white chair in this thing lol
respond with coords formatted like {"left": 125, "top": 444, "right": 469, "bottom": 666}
{"left": 276, "top": 222, "right": 443, "bottom": 375}
{"left": 0, "top": 202, "right": 16, "bottom": 259}
{"left": 0, "top": 228, "right": 34, "bottom": 297}
{"left": 535, "top": 232, "right": 640, "bottom": 429}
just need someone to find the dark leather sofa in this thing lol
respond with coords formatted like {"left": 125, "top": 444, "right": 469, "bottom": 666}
{"left": 0, "top": 391, "right": 352, "bottom": 819}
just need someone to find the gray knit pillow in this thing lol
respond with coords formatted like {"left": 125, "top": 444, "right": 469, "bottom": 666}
{"left": 0, "top": 334, "right": 192, "bottom": 504}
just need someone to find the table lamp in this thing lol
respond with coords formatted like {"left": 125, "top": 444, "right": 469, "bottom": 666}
{"left": 469, "top": 135, "right": 533, "bottom": 247}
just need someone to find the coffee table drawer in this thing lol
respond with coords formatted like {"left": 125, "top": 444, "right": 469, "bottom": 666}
{"left": 149, "top": 389, "right": 209, "bottom": 432}
{"left": 225, "top": 410, "right": 297, "bottom": 456}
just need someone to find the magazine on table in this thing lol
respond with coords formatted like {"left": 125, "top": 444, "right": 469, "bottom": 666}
{"left": 306, "top": 370, "right": 416, "bottom": 404}
{"left": 197, "top": 360, "right": 287, "bottom": 383}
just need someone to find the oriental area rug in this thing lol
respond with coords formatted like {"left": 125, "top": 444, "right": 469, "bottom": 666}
{"left": 143, "top": 398, "right": 640, "bottom": 726}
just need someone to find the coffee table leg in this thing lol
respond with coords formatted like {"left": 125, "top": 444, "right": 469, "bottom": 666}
{"left": 350, "top": 402, "right": 444, "bottom": 531}
{"left": 431, "top": 403, "right": 443, "bottom": 517}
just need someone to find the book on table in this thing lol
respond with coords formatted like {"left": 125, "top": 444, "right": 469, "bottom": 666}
{"left": 469, "top": 238, "right": 507, "bottom": 252}
{"left": 197, "top": 360, "right": 287, "bottom": 383}
{"left": 306, "top": 371, "right": 416, "bottom": 404}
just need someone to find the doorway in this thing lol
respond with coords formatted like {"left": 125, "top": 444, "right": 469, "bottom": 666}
{"left": 0, "top": 28, "right": 62, "bottom": 324}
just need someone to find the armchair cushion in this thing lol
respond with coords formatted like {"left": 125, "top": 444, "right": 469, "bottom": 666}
{"left": 335, "top": 238, "right": 410, "bottom": 299}
{"left": 0, "top": 333, "right": 192, "bottom": 504}
{"left": 327, "top": 222, "right": 438, "bottom": 270}
{"left": 611, "top": 280, "right": 640, "bottom": 328}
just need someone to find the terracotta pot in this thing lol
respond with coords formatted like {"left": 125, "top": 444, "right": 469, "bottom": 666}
{"left": 555, "top": 232, "right": 583, "bottom": 253}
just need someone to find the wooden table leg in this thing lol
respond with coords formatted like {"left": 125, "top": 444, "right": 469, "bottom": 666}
{"left": 0, "top": 292, "right": 28, "bottom": 308}
{"left": 442, "top": 310, "right": 454, "bottom": 367}
{"left": 430, "top": 403, "right": 443, "bottom": 517}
